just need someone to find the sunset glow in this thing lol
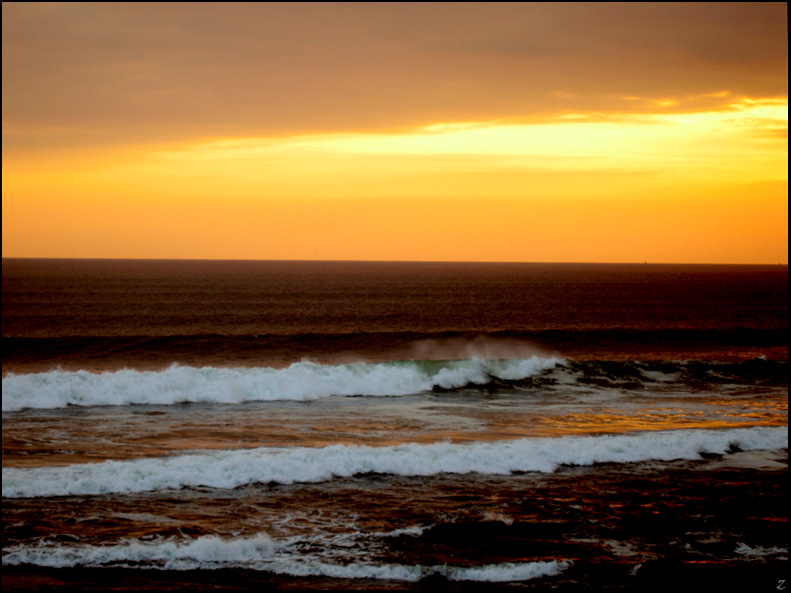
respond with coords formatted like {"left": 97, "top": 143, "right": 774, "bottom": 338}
{"left": 2, "top": 2, "right": 787, "bottom": 263}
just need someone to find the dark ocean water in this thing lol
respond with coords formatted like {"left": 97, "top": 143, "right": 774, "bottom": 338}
{"left": 2, "top": 259, "right": 788, "bottom": 590}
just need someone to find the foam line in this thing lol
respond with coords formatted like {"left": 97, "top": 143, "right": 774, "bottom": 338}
{"left": 2, "top": 357, "right": 561, "bottom": 411}
{"left": 3, "top": 427, "right": 786, "bottom": 498}
{"left": 1, "top": 532, "right": 569, "bottom": 581}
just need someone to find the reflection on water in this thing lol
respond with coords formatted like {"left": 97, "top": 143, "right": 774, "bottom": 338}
{"left": 3, "top": 384, "right": 786, "bottom": 469}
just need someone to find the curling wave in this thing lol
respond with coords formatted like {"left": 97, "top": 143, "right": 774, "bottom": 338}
{"left": 1, "top": 357, "right": 561, "bottom": 412}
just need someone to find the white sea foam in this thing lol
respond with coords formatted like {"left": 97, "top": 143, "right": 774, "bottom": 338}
{"left": 734, "top": 543, "right": 788, "bottom": 558}
{"left": 1, "top": 532, "right": 569, "bottom": 581}
{"left": 1, "top": 357, "right": 561, "bottom": 412}
{"left": 3, "top": 533, "right": 275, "bottom": 570}
{"left": 271, "top": 559, "right": 570, "bottom": 582}
{"left": 3, "top": 427, "right": 786, "bottom": 498}
{"left": 1, "top": 534, "right": 276, "bottom": 569}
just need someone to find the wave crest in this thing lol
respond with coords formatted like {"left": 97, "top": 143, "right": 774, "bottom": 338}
{"left": 3, "top": 427, "right": 785, "bottom": 498}
{"left": 1, "top": 357, "right": 561, "bottom": 412}
{"left": 1, "top": 531, "right": 569, "bottom": 581}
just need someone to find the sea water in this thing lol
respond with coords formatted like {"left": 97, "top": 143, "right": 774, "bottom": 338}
{"left": 2, "top": 259, "right": 787, "bottom": 590}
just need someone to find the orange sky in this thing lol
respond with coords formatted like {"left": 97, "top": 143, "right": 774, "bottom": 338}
{"left": 2, "top": 2, "right": 787, "bottom": 263}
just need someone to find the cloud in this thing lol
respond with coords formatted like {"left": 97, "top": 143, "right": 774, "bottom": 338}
{"left": 2, "top": 2, "right": 787, "bottom": 154}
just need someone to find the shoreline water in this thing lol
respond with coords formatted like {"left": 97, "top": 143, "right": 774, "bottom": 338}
{"left": 3, "top": 452, "right": 787, "bottom": 591}
{"left": 3, "top": 259, "right": 786, "bottom": 589}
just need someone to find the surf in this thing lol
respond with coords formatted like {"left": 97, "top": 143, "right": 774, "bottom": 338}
{"left": 1, "top": 357, "right": 562, "bottom": 411}
{"left": 1, "top": 530, "right": 570, "bottom": 582}
{"left": 3, "top": 427, "right": 786, "bottom": 498}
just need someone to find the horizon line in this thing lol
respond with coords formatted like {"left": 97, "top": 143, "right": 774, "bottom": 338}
{"left": 2, "top": 256, "right": 787, "bottom": 267}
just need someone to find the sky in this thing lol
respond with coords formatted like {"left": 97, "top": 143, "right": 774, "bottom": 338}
{"left": 2, "top": 2, "right": 788, "bottom": 263}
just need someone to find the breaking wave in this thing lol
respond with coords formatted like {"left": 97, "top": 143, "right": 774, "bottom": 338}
{"left": 5, "top": 356, "right": 786, "bottom": 413}
{"left": 3, "top": 427, "right": 786, "bottom": 498}
{"left": 1, "top": 531, "right": 569, "bottom": 581}
{"left": 1, "top": 357, "right": 561, "bottom": 412}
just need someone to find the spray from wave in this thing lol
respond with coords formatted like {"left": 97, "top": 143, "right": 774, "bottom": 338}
{"left": 1, "top": 356, "right": 561, "bottom": 411}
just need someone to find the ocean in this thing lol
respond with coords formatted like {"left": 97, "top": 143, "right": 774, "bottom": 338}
{"left": 2, "top": 258, "right": 787, "bottom": 591}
